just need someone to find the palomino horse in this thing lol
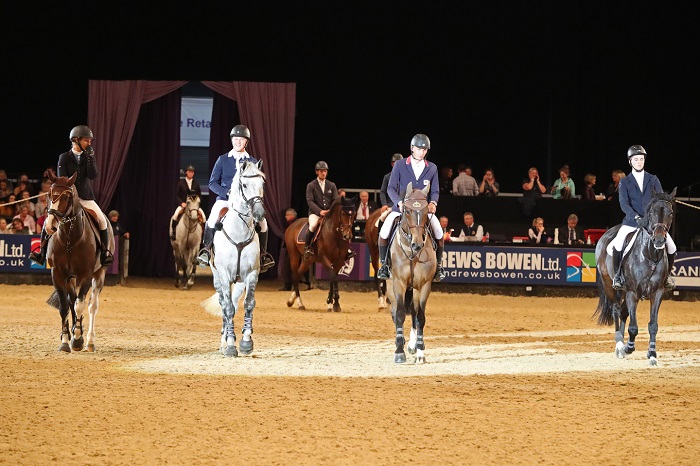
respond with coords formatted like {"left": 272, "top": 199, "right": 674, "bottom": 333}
{"left": 284, "top": 196, "right": 356, "bottom": 312}
{"left": 201, "top": 160, "right": 265, "bottom": 357}
{"left": 389, "top": 182, "right": 436, "bottom": 364}
{"left": 43, "top": 172, "right": 114, "bottom": 353}
{"left": 594, "top": 187, "right": 676, "bottom": 366}
{"left": 170, "top": 194, "right": 204, "bottom": 290}
{"left": 365, "top": 207, "right": 390, "bottom": 310}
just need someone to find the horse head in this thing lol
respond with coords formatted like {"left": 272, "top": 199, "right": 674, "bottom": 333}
{"left": 233, "top": 160, "right": 266, "bottom": 223}
{"left": 642, "top": 187, "right": 676, "bottom": 250}
{"left": 186, "top": 195, "right": 201, "bottom": 221}
{"left": 332, "top": 196, "right": 356, "bottom": 241}
{"left": 45, "top": 172, "right": 79, "bottom": 235}
{"left": 401, "top": 182, "right": 431, "bottom": 255}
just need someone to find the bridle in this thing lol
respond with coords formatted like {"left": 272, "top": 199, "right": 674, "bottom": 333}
{"left": 333, "top": 203, "right": 356, "bottom": 241}
{"left": 644, "top": 199, "right": 674, "bottom": 250}
{"left": 398, "top": 192, "right": 429, "bottom": 260}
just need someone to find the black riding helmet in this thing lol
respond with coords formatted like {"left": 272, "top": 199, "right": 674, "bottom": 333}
{"left": 627, "top": 145, "right": 646, "bottom": 160}
{"left": 315, "top": 161, "right": 329, "bottom": 171}
{"left": 391, "top": 153, "right": 403, "bottom": 164}
{"left": 70, "top": 125, "right": 94, "bottom": 141}
{"left": 230, "top": 125, "right": 251, "bottom": 139}
{"left": 410, "top": 134, "right": 430, "bottom": 150}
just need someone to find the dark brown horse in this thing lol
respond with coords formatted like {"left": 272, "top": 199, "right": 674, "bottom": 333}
{"left": 284, "top": 196, "right": 356, "bottom": 312}
{"left": 43, "top": 172, "right": 114, "bottom": 353}
{"left": 365, "top": 207, "right": 390, "bottom": 310}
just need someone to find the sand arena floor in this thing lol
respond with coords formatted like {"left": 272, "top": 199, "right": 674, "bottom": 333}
{"left": 1, "top": 276, "right": 699, "bottom": 465}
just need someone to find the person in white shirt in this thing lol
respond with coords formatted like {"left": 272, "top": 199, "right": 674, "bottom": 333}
{"left": 457, "top": 212, "right": 483, "bottom": 241}
{"left": 354, "top": 190, "right": 379, "bottom": 221}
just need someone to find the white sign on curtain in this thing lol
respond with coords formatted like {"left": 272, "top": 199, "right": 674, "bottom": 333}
{"left": 180, "top": 97, "right": 213, "bottom": 147}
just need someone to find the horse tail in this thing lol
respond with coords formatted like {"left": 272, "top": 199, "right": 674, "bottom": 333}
{"left": 46, "top": 290, "right": 61, "bottom": 310}
{"left": 200, "top": 292, "right": 223, "bottom": 317}
{"left": 593, "top": 276, "right": 614, "bottom": 326}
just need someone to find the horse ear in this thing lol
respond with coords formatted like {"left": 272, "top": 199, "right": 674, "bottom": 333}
{"left": 68, "top": 172, "right": 78, "bottom": 185}
{"left": 670, "top": 186, "right": 677, "bottom": 198}
{"left": 421, "top": 184, "right": 430, "bottom": 196}
{"left": 257, "top": 159, "right": 263, "bottom": 171}
{"left": 406, "top": 182, "right": 413, "bottom": 197}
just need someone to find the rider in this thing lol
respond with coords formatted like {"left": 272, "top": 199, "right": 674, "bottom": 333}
{"left": 376, "top": 133, "right": 446, "bottom": 282}
{"left": 609, "top": 145, "right": 677, "bottom": 290}
{"left": 379, "top": 153, "right": 403, "bottom": 220}
{"left": 29, "top": 125, "right": 114, "bottom": 267}
{"left": 197, "top": 124, "right": 275, "bottom": 272}
{"left": 170, "top": 165, "right": 205, "bottom": 241}
{"left": 303, "top": 161, "right": 357, "bottom": 261}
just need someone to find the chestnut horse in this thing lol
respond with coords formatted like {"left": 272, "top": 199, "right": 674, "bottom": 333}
{"left": 365, "top": 207, "right": 390, "bottom": 310}
{"left": 284, "top": 196, "right": 356, "bottom": 312}
{"left": 43, "top": 172, "right": 114, "bottom": 353}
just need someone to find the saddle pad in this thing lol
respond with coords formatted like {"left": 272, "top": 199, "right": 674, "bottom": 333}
{"left": 605, "top": 229, "right": 640, "bottom": 257}
{"left": 295, "top": 223, "right": 310, "bottom": 244}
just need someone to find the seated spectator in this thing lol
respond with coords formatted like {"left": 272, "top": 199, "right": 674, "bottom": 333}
{"left": 522, "top": 167, "right": 546, "bottom": 197}
{"left": 35, "top": 211, "right": 47, "bottom": 234}
{"left": 0, "top": 179, "right": 12, "bottom": 199}
{"left": 561, "top": 213, "right": 585, "bottom": 245}
{"left": 606, "top": 169, "right": 625, "bottom": 202}
{"left": 0, "top": 193, "right": 17, "bottom": 219}
{"left": 108, "top": 210, "right": 129, "bottom": 239}
{"left": 528, "top": 217, "right": 552, "bottom": 244}
{"left": 15, "top": 205, "right": 36, "bottom": 233}
{"left": 0, "top": 218, "right": 8, "bottom": 233}
{"left": 13, "top": 173, "right": 35, "bottom": 197}
{"left": 354, "top": 190, "right": 379, "bottom": 221}
{"left": 439, "top": 166, "right": 454, "bottom": 196}
{"left": 452, "top": 164, "right": 478, "bottom": 196}
{"left": 9, "top": 217, "right": 29, "bottom": 234}
{"left": 479, "top": 168, "right": 500, "bottom": 196}
{"left": 550, "top": 165, "right": 575, "bottom": 199}
{"left": 581, "top": 174, "right": 598, "bottom": 200}
{"left": 439, "top": 216, "right": 453, "bottom": 242}
{"left": 34, "top": 178, "right": 51, "bottom": 218}
{"left": 0, "top": 169, "right": 13, "bottom": 194}
{"left": 338, "top": 188, "right": 347, "bottom": 197}
{"left": 456, "top": 211, "right": 484, "bottom": 241}
{"left": 17, "top": 190, "right": 36, "bottom": 218}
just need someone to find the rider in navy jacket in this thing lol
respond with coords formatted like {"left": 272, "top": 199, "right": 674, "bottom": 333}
{"left": 377, "top": 133, "right": 446, "bottom": 282}
{"left": 608, "top": 145, "right": 677, "bottom": 290}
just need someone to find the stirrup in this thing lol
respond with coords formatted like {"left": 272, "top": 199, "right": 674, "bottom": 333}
{"left": 197, "top": 249, "right": 210, "bottom": 268}
{"left": 665, "top": 277, "right": 676, "bottom": 290}
{"left": 100, "top": 250, "right": 114, "bottom": 266}
{"left": 29, "top": 248, "right": 46, "bottom": 266}
{"left": 303, "top": 247, "right": 314, "bottom": 261}
{"left": 612, "top": 274, "right": 624, "bottom": 290}
{"left": 377, "top": 264, "right": 390, "bottom": 280}
{"left": 346, "top": 249, "right": 356, "bottom": 260}
{"left": 433, "top": 266, "right": 446, "bottom": 283}
{"left": 260, "top": 253, "right": 275, "bottom": 272}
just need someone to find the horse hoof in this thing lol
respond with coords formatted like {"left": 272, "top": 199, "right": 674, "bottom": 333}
{"left": 71, "top": 336, "right": 84, "bottom": 352}
{"left": 407, "top": 345, "right": 416, "bottom": 355}
{"left": 298, "top": 305, "right": 306, "bottom": 310}
{"left": 333, "top": 305, "right": 341, "bottom": 312}
{"left": 222, "top": 345, "right": 238, "bottom": 357}
{"left": 239, "top": 339, "right": 253, "bottom": 355}
{"left": 58, "top": 343, "right": 71, "bottom": 353}
{"left": 286, "top": 300, "right": 294, "bottom": 308}
{"left": 415, "top": 356, "right": 425, "bottom": 364}
{"left": 394, "top": 353, "right": 406, "bottom": 364}
{"left": 86, "top": 343, "right": 96, "bottom": 353}
{"left": 649, "top": 357, "right": 658, "bottom": 366}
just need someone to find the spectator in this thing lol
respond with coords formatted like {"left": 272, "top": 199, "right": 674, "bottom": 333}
{"left": 0, "top": 217, "right": 8, "bottom": 233}
{"left": 13, "top": 173, "right": 35, "bottom": 197}
{"left": 380, "top": 153, "right": 403, "bottom": 213}
{"left": 15, "top": 205, "right": 36, "bottom": 233}
{"left": 338, "top": 188, "right": 347, "bottom": 197}
{"left": 452, "top": 164, "right": 478, "bottom": 196}
{"left": 0, "top": 179, "right": 12, "bottom": 199}
{"left": 479, "top": 168, "right": 500, "bottom": 196}
{"left": 354, "top": 190, "right": 379, "bottom": 221}
{"left": 528, "top": 217, "right": 552, "bottom": 244}
{"left": 439, "top": 166, "right": 454, "bottom": 195}
{"left": 35, "top": 211, "right": 47, "bottom": 234}
{"left": 0, "top": 169, "right": 13, "bottom": 194}
{"left": 34, "top": 178, "right": 51, "bottom": 219}
{"left": 108, "top": 210, "right": 129, "bottom": 239}
{"left": 561, "top": 213, "right": 585, "bottom": 245}
{"left": 581, "top": 174, "right": 597, "bottom": 200}
{"left": 439, "top": 216, "right": 453, "bottom": 242}
{"left": 0, "top": 193, "right": 17, "bottom": 219}
{"left": 522, "top": 167, "right": 546, "bottom": 197}
{"left": 9, "top": 217, "right": 29, "bottom": 234}
{"left": 606, "top": 169, "right": 626, "bottom": 202}
{"left": 456, "top": 211, "right": 484, "bottom": 242}
{"left": 17, "top": 190, "right": 36, "bottom": 218}
{"left": 550, "top": 165, "right": 575, "bottom": 199}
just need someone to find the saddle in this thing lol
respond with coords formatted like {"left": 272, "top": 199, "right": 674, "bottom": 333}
{"left": 295, "top": 218, "right": 325, "bottom": 245}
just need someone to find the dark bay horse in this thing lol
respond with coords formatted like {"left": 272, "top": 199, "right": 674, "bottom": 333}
{"left": 389, "top": 183, "right": 436, "bottom": 364}
{"left": 284, "top": 196, "right": 356, "bottom": 312}
{"left": 594, "top": 187, "right": 676, "bottom": 366}
{"left": 43, "top": 172, "right": 114, "bottom": 353}
{"left": 170, "top": 194, "right": 203, "bottom": 290}
{"left": 365, "top": 207, "right": 390, "bottom": 310}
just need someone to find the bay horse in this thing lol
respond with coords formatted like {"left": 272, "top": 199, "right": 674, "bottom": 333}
{"left": 43, "top": 172, "right": 115, "bottom": 353}
{"left": 284, "top": 196, "right": 356, "bottom": 312}
{"left": 594, "top": 187, "right": 676, "bottom": 366}
{"left": 365, "top": 207, "right": 390, "bottom": 310}
{"left": 200, "top": 160, "right": 265, "bottom": 357}
{"left": 170, "top": 194, "right": 204, "bottom": 290}
{"left": 389, "top": 182, "right": 436, "bottom": 364}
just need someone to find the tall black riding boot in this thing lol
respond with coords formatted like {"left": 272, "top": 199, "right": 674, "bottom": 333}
{"left": 303, "top": 229, "right": 315, "bottom": 261}
{"left": 612, "top": 248, "right": 624, "bottom": 290}
{"left": 170, "top": 219, "right": 178, "bottom": 241}
{"left": 259, "top": 230, "right": 275, "bottom": 272}
{"left": 376, "top": 237, "right": 390, "bottom": 280}
{"left": 433, "top": 238, "right": 446, "bottom": 282}
{"left": 197, "top": 225, "right": 215, "bottom": 267}
{"left": 99, "top": 228, "right": 114, "bottom": 266}
{"left": 665, "top": 252, "right": 677, "bottom": 290}
{"left": 29, "top": 227, "right": 49, "bottom": 266}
